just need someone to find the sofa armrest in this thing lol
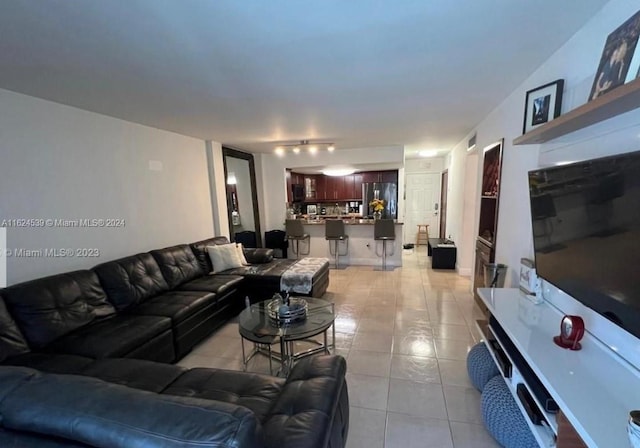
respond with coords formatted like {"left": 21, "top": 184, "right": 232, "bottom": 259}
{"left": 262, "top": 355, "right": 349, "bottom": 448}
{"left": 244, "top": 248, "right": 274, "bottom": 264}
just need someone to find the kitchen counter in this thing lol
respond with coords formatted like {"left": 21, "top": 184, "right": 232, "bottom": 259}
{"left": 289, "top": 220, "right": 403, "bottom": 267}
{"left": 300, "top": 219, "right": 403, "bottom": 225}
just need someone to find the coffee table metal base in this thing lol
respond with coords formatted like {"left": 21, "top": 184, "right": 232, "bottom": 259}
{"left": 240, "top": 325, "right": 334, "bottom": 376}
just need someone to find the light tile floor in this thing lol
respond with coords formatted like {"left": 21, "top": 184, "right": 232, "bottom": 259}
{"left": 178, "top": 246, "right": 500, "bottom": 448}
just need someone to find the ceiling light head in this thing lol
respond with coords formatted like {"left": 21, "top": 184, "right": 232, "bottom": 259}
{"left": 274, "top": 140, "right": 335, "bottom": 154}
{"left": 322, "top": 168, "right": 356, "bottom": 177}
{"left": 418, "top": 150, "right": 438, "bottom": 158}
{"left": 226, "top": 172, "right": 237, "bottom": 185}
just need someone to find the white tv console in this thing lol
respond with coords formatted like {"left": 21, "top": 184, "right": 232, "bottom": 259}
{"left": 477, "top": 288, "right": 640, "bottom": 448}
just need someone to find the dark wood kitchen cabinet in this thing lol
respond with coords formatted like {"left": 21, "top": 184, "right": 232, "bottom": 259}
{"left": 323, "top": 176, "right": 341, "bottom": 200}
{"left": 353, "top": 173, "right": 363, "bottom": 199}
{"left": 286, "top": 169, "right": 292, "bottom": 203}
{"left": 315, "top": 175, "right": 326, "bottom": 200}
{"left": 304, "top": 175, "right": 317, "bottom": 200}
{"left": 291, "top": 172, "right": 303, "bottom": 186}
{"left": 344, "top": 174, "right": 355, "bottom": 199}
{"left": 362, "top": 171, "right": 379, "bottom": 183}
{"left": 362, "top": 170, "right": 398, "bottom": 183}
{"left": 289, "top": 170, "right": 396, "bottom": 202}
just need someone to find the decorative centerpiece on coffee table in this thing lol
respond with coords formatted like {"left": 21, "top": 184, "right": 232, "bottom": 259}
{"left": 267, "top": 291, "right": 308, "bottom": 325}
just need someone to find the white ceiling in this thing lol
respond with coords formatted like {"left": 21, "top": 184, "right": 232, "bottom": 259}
{"left": 0, "top": 1, "right": 609, "bottom": 156}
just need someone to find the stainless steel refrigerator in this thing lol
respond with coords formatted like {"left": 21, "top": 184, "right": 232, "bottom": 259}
{"left": 363, "top": 182, "right": 398, "bottom": 218}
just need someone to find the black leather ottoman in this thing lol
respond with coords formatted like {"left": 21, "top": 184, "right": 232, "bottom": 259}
{"left": 432, "top": 244, "right": 457, "bottom": 269}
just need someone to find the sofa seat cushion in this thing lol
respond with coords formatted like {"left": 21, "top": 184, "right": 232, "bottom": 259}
{"left": 129, "top": 290, "right": 216, "bottom": 323}
{"left": 176, "top": 274, "right": 244, "bottom": 295}
{"left": 0, "top": 367, "right": 263, "bottom": 448}
{"left": 162, "top": 368, "right": 285, "bottom": 422}
{"left": 2, "top": 353, "right": 94, "bottom": 375}
{"left": 1, "top": 270, "right": 115, "bottom": 349}
{"left": 46, "top": 315, "right": 171, "bottom": 359}
{"left": 80, "top": 358, "right": 187, "bottom": 393}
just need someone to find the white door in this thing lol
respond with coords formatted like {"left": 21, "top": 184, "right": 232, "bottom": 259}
{"left": 404, "top": 173, "right": 441, "bottom": 244}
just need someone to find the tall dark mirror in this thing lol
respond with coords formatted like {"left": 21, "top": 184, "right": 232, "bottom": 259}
{"left": 222, "top": 147, "right": 262, "bottom": 247}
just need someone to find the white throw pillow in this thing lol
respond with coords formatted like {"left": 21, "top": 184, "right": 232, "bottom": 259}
{"left": 236, "top": 243, "right": 248, "bottom": 265}
{"left": 206, "top": 244, "right": 244, "bottom": 272}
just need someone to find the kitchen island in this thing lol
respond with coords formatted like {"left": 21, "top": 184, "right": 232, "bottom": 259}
{"left": 288, "top": 219, "right": 404, "bottom": 267}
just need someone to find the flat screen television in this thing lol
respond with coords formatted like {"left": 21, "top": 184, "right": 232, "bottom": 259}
{"left": 528, "top": 150, "right": 640, "bottom": 340}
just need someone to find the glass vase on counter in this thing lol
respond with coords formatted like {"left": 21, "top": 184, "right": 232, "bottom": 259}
{"left": 373, "top": 211, "right": 382, "bottom": 220}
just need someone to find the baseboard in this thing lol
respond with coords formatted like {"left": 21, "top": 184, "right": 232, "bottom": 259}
{"left": 347, "top": 257, "right": 402, "bottom": 267}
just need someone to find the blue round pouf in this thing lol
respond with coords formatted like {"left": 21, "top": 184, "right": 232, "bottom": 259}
{"left": 481, "top": 376, "right": 538, "bottom": 448}
{"left": 466, "top": 342, "right": 500, "bottom": 392}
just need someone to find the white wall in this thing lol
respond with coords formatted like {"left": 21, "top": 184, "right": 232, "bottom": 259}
{"left": 259, "top": 145, "right": 404, "bottom": 231}
{"left": 0, "top": 89, "right": 215, "bottom": 284}
{"left": 403, "top": 157, "right": 444, "bottom": 174}
{"left": 447, "top": 0, "right": 640, "bottom": 287}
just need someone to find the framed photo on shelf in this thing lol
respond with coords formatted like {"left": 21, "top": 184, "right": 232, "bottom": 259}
{"left": 625, "top": 33, "right": 640, "bottom": 83}
{"left": 522, "top": 79, "right": 564, "bottom": 135}
{"left": 589, "top": 9, "right": 640, "bottom": 101}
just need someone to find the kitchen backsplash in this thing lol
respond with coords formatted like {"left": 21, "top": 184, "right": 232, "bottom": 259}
{"left": 304, "top": 202, "right": 362, "bottom": 215}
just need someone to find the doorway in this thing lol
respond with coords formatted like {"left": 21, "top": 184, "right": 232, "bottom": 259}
{"left": 222, "top": 147, "right": 262, "bottom": 247}
{"left": 404, "top": 172, "right": 441, "bottom": 245}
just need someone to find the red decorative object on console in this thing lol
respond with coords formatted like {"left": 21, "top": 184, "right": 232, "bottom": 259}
{"left": 553, "top": 315, "right": 585, "bottom": 351}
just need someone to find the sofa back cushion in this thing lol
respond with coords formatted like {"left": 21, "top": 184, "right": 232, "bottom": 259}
{"left": 0, "top": 367, "right": 263, "bottom": 448}
{"left": 0, "top": 294, "right": 30, "bottom": 362}
{"left": 150, "top": 245, "right": 204, "bottom": 289}
{"left": 1, "top": 271, "right": 115, "bottom": 349}
{"left": 190, "top": 237, "right": 231, "bottom": 273}
{"left": 94, "top": 253, "right": 169, "bottom": 311}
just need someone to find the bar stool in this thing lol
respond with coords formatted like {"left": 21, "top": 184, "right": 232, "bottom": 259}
{"left": 374, "top": 219, "right": 396, "bottom": 271}
{"left": 285, "top": 219, "right": 310, "bottom": 258}
{"left": 325, "top": 219, "right": 349, "bottom": 269}
{"left": 416, "top": 224, "right": 429, "bottom": 246}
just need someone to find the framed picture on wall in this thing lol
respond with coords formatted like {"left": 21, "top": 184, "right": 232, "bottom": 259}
{"left": 522, "top": 79, "right": 564, "bottom": 135}
{"left": 589, "top": 9, "right": 640, "bottom": 101}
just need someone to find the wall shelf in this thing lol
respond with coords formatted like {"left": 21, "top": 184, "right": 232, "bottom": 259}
{"left": 513, "top": 77, "right": 640, "bottom": 146}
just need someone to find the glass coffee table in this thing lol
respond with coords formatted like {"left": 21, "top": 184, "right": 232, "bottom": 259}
{"left": 238, "top": 297, "right": 335, "bottom": 376}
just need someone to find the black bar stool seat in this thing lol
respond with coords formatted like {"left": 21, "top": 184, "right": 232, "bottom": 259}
{"left": 325, "top": 219, "right": 349, "bottom": 269}
{"left": 285, "top": 219, "right": 310, "bottom": 258}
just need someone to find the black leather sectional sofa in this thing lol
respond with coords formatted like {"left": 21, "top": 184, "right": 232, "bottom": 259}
{"left": 1, "top": 236, "right": 329, "bottom": 363}
{"left": 0, "top": 237, "right": 344, "bottom": 447}
{"left": 0, "top": 355, "right": 349, "bottom": 448}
